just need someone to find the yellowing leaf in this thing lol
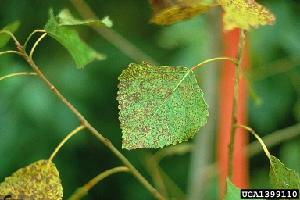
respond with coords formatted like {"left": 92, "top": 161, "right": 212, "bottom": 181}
{"left": 270, "top": 155, "right": 300, "bottom": 189}
{"left": 150, "top": 0, "right": 216, "bottom": 25}
{"left": 117, "top": 62, "right": 209, "bottom": 149}
{"left": 45, "top": 9, "right": 106, "bottom": 69}
{"left": 220, "top": 0, "right": 276, "bottom": 30}
{"left": 0, "top": 160, "right": 63, "bottom": 200}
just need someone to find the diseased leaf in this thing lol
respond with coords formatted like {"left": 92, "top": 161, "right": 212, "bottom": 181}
{"left": 270, "top": 155, "right": 300, "bottom": 189}
{"left": 0, "top": 160, "right": 63, "bottom": 200}
{"left": 45, "top": 10, "right": 105, "bottom": 69}
{"left": 0, "top": 21, "right": 20, "bottom": 48}
{"left": 224, "top": 178, "right": 240, "bottom": 200}
{"left": 220, "top": 0, "right": 276, "bottom": 30}
{"left": 149, "top": 0, "right": 216, "bottom": 25}
{"left": 117, "top": 62, "right": 209, "bottom": 149}
{"left": 57, "top": 9, "right": 113, "bottom": 27}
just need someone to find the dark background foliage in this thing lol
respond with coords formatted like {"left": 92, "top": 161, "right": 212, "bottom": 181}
{"left": 0, "top": 0, "right": 299, "bottom": 199}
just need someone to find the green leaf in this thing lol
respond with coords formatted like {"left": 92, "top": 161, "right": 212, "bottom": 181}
{"left": 224, "top": 178, "right": 240, "bottom": 200}
{"left": 44, "top": 10, "right": 105, "bottom": 69}
{"left": 0, "top": 21, "right": 20, "bottom": 48}
{"left": 57, "top": 9, "right": 113, "bottom": 27}
{"left": 0, "top": 160, "right": 63, "bottom": 200}
{"left": 117, "top": 62, "right": 209, "bottom": 149}
{"left": 270, "top": 155, "right": 300, "bottom": 189}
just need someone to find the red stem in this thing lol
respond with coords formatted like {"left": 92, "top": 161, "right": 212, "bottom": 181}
{"left": 216, "top": 27, "right": 249, "bottom": 197}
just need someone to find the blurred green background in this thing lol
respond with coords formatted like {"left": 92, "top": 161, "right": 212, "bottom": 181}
{"left": 0, "top": 0, "right": 300, "bottom": 199}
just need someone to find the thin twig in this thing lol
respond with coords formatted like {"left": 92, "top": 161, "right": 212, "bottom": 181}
{"left": 48, "top": 125, "right": 86, "bottom": 163}
{"left": 70, "top": 0, "right": 158, "bottom": 64}
{"left": 23, "top": 29, "right": 47, "bottom": 49}
{"left": 247, "top": 123, "right": 300, "bottom": 157}
{"left": 236, "top": 124, "right": 271, "bottom": 159}
{"left": 228, "top": 30, "right": 246, "bottom": 179}
{"left": 0, "top": 50, "right": 22, "bottom": 56}
{"left": 0, "top": 72, "right": 37, "bottom": 81}
{"left": 145, "top": 144, "right": 193, "bottom": 199}
{"left": 145, "top": 154, "right": 169, "bottom": 199}
{"left": 18, "top": 48, "right": 165, "bottom": 200}
{"left": 144, "top": 154, "right": 186, "bottom": 200}
{"left": 191, "top": 57, "right": 236, "bottom": 72}
{"left": 157, "top": 166, "right": 186, "bottom": 200}
{"left": 29, "top": 32, "right": 47, "bottom": 59}
{"left": 68, "top": 166, "right": 129, "bottom": 200}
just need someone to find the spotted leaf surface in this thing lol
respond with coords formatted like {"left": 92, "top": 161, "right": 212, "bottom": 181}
{"left": 0, "top": 160, "right": 63, "bottom": 200}
{"left": 220, "top": 0, "right": 275, "bottom": 30}
{"left": 150, "top": 0, "right": 216, "bottom": 25}
{"left": 270, "top": 155, "right": 300, "bottom": 190}
{"left": 117, "top": 62, "right": 208, "bottom": 149}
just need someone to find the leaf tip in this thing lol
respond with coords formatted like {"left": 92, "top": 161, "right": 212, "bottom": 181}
{"left": 101, "top": 16, "right": 113, "bottom": 28}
